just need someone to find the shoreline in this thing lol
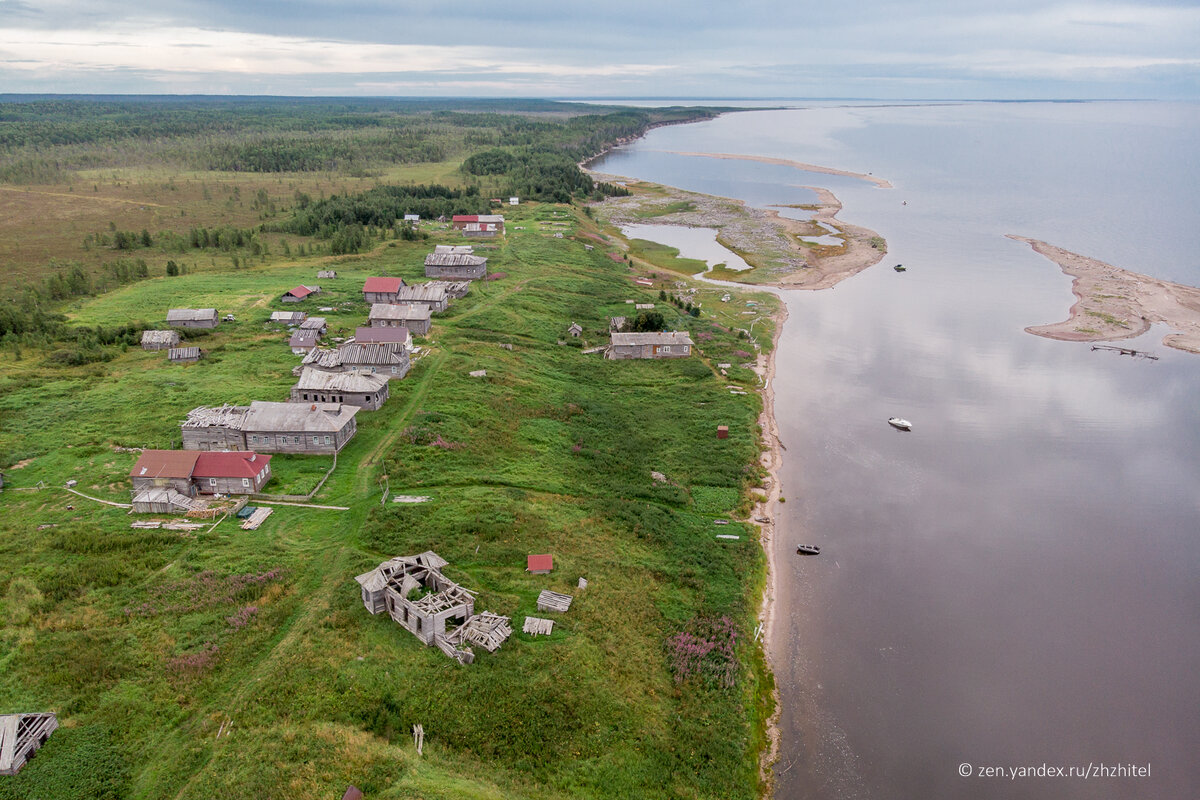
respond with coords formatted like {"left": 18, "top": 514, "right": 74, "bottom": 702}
{"left": 1009, "top": 235, "right": 1200, "bottom": 354}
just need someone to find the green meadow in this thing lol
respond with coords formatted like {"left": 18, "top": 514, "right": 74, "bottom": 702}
{"left": 0, "top": 200, "right": 778, "bottom": 799}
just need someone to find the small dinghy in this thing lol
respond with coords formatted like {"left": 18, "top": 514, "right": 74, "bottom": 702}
{"left": 888, "top": 417, "right": 912, "bottom": 431}
{"left": 796, "top": 544, "right": 821, "bottom": 556}
{"left": 894, "top": 264, "right": 906, "bottom": 272}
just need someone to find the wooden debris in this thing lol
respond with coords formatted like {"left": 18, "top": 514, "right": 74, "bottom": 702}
{"left": 240, "top": 507, "right": 273, "bottom": 530}
{"left": 130, "top": 521, "right": 162, "bottom": 529}
{"left": 536, "top": 590, "right": 573, "bottom": 613}
{"left": 0, "top": 713, "right": 58, "bottom": 776}
{"left": 163, "top": 521, "right": 206, "bottom": 531}
{"left": 716, "top": 534, "right": 741, "bottom": 540}
{"left": 577, "top": 577, "right": 588, "bottom": 590}
{"left": 523, "top": 616, "right": 555, "bottom": 636}
{"left": 413, "top": 724, "right": 424, "bottom": 757}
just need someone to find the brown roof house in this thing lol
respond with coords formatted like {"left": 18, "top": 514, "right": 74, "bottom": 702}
{"left": 128, "top": 449, "right": 272, "bottom": 507}
{"left": 291, "top": 368, "right": 390, "bottom": 411}
{"left": 362, "top": 277, "right": 406, "bottom": 304}
{"left": 166, "top": 308, "right": 219, "bottom": 329}
{"left": 181, "top": 401, "right": 359, "bottom": 454}
{"left": 608, "top": 331, "right": 695, "bottom": 360}
{"left": 368, "top": 303, "right": 431, "bottom": 336}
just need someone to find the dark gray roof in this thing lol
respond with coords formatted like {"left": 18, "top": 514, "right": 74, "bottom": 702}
{"left": 424, "top": 253, "right": 488, "bottom": 267}
{"left": 167, "top": 308, "right": 217, "bottom": 322}
{"left": 369, "top": 303, "right": 431, "bottom": 322}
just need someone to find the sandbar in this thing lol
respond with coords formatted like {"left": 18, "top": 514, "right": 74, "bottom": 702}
{"left": 1009, "top": 235, "right": 1200, "bottom": 355}
{"left": 661, "top": 151, "right": 894, "bottom": 189}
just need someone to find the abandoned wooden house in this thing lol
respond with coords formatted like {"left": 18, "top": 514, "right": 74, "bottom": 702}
{"left": 451, "top": 214, "right": 505, "bottom": 238}
{"left": 129, "top": 449, "right": 272, "bottom": 504}
{"left": 425, "top": 280, "right": 471, "bottom": 300}
{"left": 609, "top": 316, "right": 626, "bottom": 332}
{"left": 317, "top": 270, "right": 338, "bottom": 279}
{"left": 362, "top": 276, "right": 406, "bottom": 304}
{"left": 394, "top": 283, "right": 449, "bottom": 313}
{"left": 608, "top": 331, "right": 695, "bottom": 360}
{"left": 302, "top": 342, "right": 411, "bottom": 379}
{"left": 368, "top": 303, "right": 431, "bottom": 336}
{"left": 270, "top": 310, "right": 307, "bottom": 326}
{"left": 166, "top": 308, "right": 219, "bottom": 329}
{"left": 567, "top": 322, "right": 583, "bottom": 338}
{"left": 424, "top": 249, "right": 488, "bottom": 280}
{"left": 299, "top": 316, "right": 327, "bottom": 335}
{"left": 0, "top": 712, "right": 58, "bottom": 776}
{"left": 356, "top": 552, "right": 512, "bottom": 664}
{"left": 353, "top": 326, "right": 412, "bottom": 349}
{"left": 289, "top": 329, "right": 320, "bottom": 354}
{"left": 527, "top": 554, "right": 553, "bottom": 574}
{"left": 141, "top": 329, "right": 181, "bottom": 350}
{"left": 181, "top": 401, "right": 359, "bottom": 454}
{"left": 291, "top": 368, "right": 389, "bottom": 410}
{"left": 282, "top": 285, "right": 319, "bottom": 303}
{"left": 168, "top": 346, "right": 202, "bottom": 363}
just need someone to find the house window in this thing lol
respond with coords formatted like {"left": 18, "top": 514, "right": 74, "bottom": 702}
{"left": 249, "top": 435, "right": 257, "bottom": 444}
{"left": 242, "top": 478, "right": 251, "bottom": 488}
{"left": 209, "top": 478, "right": 217, "bottom": 487}
{"left": 662, "top": 345, "right": 671, "bottom": 353}
{"left": 313, "top": 436, "right": 320, "bottom": 445}
{"left": 391, "top": 366, "right": 398, "bottom": 374}
{"left": 325, "top": 436, "right": 332, "bottom": 445}
{"left": 681, "top": 346, "right": 689, "bottom": 353}
{"left": 364, "top": 395, "right": 371, "bottom": 402}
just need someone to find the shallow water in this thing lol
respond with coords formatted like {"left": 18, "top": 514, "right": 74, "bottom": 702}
{"left": 620, "top": 223, "right": 754, "bottom": 271}
{"left": 593, "top": 101, "right": 1200, "bottom": 800}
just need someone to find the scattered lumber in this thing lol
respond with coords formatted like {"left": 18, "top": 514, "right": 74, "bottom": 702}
{"left": 523, "top": 616, "right": 554, "bottom": 636}
{"left": 240, "top": 507, "right": 273, "bottom": 530}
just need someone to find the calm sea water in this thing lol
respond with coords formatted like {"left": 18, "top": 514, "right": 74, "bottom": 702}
{"left": 592, "top": 102, "right": 1200, "bottom": 800}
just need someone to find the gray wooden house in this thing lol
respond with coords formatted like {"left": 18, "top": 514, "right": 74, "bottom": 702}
{"left": 608, "top": 331, "right": 695, "bottom": 360}
{"left": 289, "top": 329, "right": 320, "bottom": 354}
{"left": 394, "top": 283, "right": 449, "bottom": 313}
{"left": 0, "top": 713, "right": 58, "bottom": 776}
{"left": 353, "top": 326, "right": 412, "bottom": 348}
{"left": 291, "top": 368, "right": 389, "bottom": 410}
{"left": 356, "top": 552, "right": 513, "bottom": 664}
{"left": 168, "top": 346, "right": 202, "bottom": 363}
{"left": 166, "top": 308, "right": 219, "bottom": 329}
{"left": 424, "top": 249, "right": 488, "bottom": 280}
{"left": 368, "top": 303, "right": 431, "bottom": 336}
{"left": 192, "top": 451, "right": 272, "bottom": 495}
{"left": 181, "top": 401, "right": 359, "bottom": 454}
{"left": 302, "top": 342, "right": 410, "bottom": 380}
{"left": 128, "top": 449, "right": 271, "bottom": 501}
{"left": 282, "top": 285, "right": 319, "bottom": 303}
{"left": 141, "top": 330, "right": 180, "bottom": 350}
{"left": 129, "top": 450, "right": 201, "bottom": 497}
{"left": 362, "top": 277, "right": 405, "bottom": 304}
{"left": 270, "top": 311, "right": 307, "bottom": 325}
{"left": 299, "top": 316, "right": 327, "bottom": 335}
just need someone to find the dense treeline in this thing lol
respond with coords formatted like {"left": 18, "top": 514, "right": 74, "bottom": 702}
{"left": 282, "top": 184, "right": 489, "bottom": 238}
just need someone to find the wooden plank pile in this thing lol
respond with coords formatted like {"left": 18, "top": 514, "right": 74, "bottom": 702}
{"left": 240, "top": 507, "right": 273, "bottom": 530}
{"left": 523, "top": 616, "right": 554, "bottom": 636}
{"left": 536, "top": 590, "right": 573, "bottom": 613}
{"left": 0, "top": 713, "right": 57, "bottom": 776}
{"left": 448, "top": 612, "right": 513, "bottom": 653}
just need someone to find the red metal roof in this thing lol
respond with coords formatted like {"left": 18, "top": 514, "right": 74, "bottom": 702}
{"left": 451, "top": 215, "right": 478, "bottom": 223}
{"left": 193, "top": 451, "right": 271, "bottom": 479}
{"left": 363, "top": 277, "right": 404, "bottom": 294}
{"left": 129, "top": 450, "right": 199, "bottom": 479}
{"left": 285, "top": 285, "right": 313, "bottom": 299}
{"left": 527, "top": 554, "right": 553, "bottom": 572}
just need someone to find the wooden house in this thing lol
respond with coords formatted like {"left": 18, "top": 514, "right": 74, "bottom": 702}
{"left": 608, "top": 331, "right": 694, "bottom": 360}
{"left": 394, "top": 283, "right": 449, "bottom": 313}
{"left": 353, "top": 326, "right": 412, "bottom": 349}
{"left": 567, "top": 322, "right": 582, "bottom": 338}
{"left": 181, "top": 401, "right": 359, "bottom": 454}
{"left": 303, "top": 342, "right": 410, "bottom": 379}
{"left": 424, "top": 247, "right": 488, "bottom": 280}
{"left": 0, "top": 713, "right": 58, "bottom": 776}
{"left": 282, "top": 285, "right": 319, "bottom": 303}
{"left": 166, "top": 308, "right": 219, "bottom": 329}
{"left": 317, "top": 270, "right": 337, "bottom": 279}
{"left": 193, "top": 451, "right": 272, "bottom": 495}
{"left": 299, "top": 316, "right": 328, "bottom": 335}
{"left": 425, "top": 280, "right": 471, "bottom": 300}
{"left": 368, "top": 303, "right": 431, "bottom": 336}
{"left": 527, "top": 554, "right": 553, "bottom": 574}
{"left": 289, "top": 329, "right": 320, "bottom": 354}
{"left": 168, "top": 346, "right": 202, "bottom": 363}
{"left": 362, "top": 277, "right": 405, "bottom": 304}
{"left": 451, "top": 215, "right": 505, "bottom": 238}
{"left": 291, "top": 368, "right": 390, "bottom": 410}
{"left": 141, "top": 330, "right": 180, "bottom": 350}
{"left": 129, "top": 450, "right": 200, "bottom": 497}
{"left": 270, "top": 310, "right": 307, "bottom": 325}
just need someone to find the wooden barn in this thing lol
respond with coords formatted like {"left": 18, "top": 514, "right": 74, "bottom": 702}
{"left": 608, "top": 331, "right": 695, "bottom": 360}
{"left": 289, "top": 329, "right": 320, "bottom": 354}
{"left": 362, "top": 277, "right": 405, "bottom": 304}
{"left": 141, "top": 330, "right": 180, "bottom": 350}
{"left": 129, "top": 450, "right": 200, "bottom": 497}
{"left": 368, "top": 303, "right": 431, "bottom": 336}
{"left": 166, "top": 308, "right": 219, "bottom": 329}
{"left": 291, "top": 369, "right": 390, "bottom": 410}
{"left": 299, "top": 317, "right": 327, "bottom": 335}
{"left": 168, "top": 346, "right": 202, "bottom": 363}
{"left": 0, "top": 713, "right": 58, "bottom": 776}
{"left": 282, "top": 285, "right": 319, "bottom": 303}
{"left": 270, "top": 311, "right": 307, "bottom": 325}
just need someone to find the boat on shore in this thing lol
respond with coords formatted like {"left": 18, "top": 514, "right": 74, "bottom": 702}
{"left": 888, "top": 417, "right": 912, "bottom": 430}
{"left": 796, "top": 544, "right": 821, "bottom": 556}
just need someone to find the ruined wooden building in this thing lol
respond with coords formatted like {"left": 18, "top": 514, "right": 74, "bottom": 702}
{"left": 608, "top": 331, "right": 695, "bottom": 359}
{"left": 356, "top": 552, "right": 513, "bottom": 664}
{"left": 141, "top": 330, "right": 180, "bottom": 350}
{"left": 291, "top": 368, "right": 390, "bottom": 411}
{"left": 425, "top": 280, "right": 471, "bottom": 300}
{"left": 368, "top": 303, "right": 431, "bottom": 336}
{"left": 424, "top": 246, "right": 488, "bottom": 280}
{"left": 394, "top": 283, "right": 449, "bottom": 313}
{"left": 0, "top": 713, "right": 57, "bottom": 776}
{"left": 181, "top": 401, "right": 359, "bottom": 454}
{"left": 302, "top": 342, "right": 411, "bottom": 380}
{"left": 166, "top": 308, "right": 219, "bottom": 329}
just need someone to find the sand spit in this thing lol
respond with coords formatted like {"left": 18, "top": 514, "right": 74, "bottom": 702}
{"left": 662, "top": 151, "right": 894, "bottom": 189}
{"left": 1010, "top": 235, "right": 1200, "bottom": 355}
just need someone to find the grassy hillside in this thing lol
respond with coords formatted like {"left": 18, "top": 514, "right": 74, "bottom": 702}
{"left": 0, "top": 197, "right": 779, "bottom": 799}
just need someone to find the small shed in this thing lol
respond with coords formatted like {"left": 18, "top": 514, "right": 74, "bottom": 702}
{"left": 299, "top": 316, "right": 327, "bottom": 334}
{"left": 567, "top": 322, "right": 582, "bottom": 338}
{"left": 717, "top": 425, "right": 729, "bottom": 439}
{"left": 317, "top": 270, "right": 338, "bottom": 279}
{"left": 527, "top": 554, "right": 553, "bottom": 574}
{"left": 141, "top": 330, "right": 180, "bottom": 350}
{"left": 403, "top": 214, "right": 420, "bottom": 224}
{"left": 167, "top": 346, "right": 202, "bottom": 363}
{"left": 509, "top": 197, "right": 519, "bottom": 205}
{"left": 282, "top": 285, "right": 318, "bottom": 303}
{"left": 270, "top": 310, "right": 307, "bottom": 325}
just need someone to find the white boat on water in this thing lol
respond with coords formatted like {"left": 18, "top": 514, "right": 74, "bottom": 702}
{"left": 888, "top": 417, "right": 912, "bottom": 430}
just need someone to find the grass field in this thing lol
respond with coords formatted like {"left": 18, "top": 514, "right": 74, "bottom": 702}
{"left": 0, "top": 196, "right": 779, "bottom": 799}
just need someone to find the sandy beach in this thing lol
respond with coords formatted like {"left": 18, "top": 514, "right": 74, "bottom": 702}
{"left": 1010, "top": 235, "right": 1200, "bottom": 354}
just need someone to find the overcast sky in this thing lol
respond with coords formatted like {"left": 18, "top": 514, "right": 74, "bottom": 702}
{"left": 1, "top": 0, "right": 1197, "bottom": 98}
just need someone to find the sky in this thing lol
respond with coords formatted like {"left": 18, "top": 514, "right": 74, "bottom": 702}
{"left": 1, "top": 0, "right": 1198, "bottom": 99}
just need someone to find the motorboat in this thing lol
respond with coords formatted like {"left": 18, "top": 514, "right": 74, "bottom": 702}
{"left": 796, "top": 544, "right": 821, "bottom": 556}
{"left": 888, "top": 417, "right": 912, "bottom": 430}
{"left": 894, "top": 264, "right": 906, "bottom": 272}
